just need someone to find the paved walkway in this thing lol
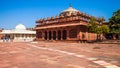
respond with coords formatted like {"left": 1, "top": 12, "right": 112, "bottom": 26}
{"left": 0, "top": 42, "right": 120, "bottom": 68}
{"left": 28, "top": 43, "right": 120, "bottom": 68}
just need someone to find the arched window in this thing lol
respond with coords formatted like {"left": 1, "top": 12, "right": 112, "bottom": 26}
{"left": 69, "top": 29, "right": 77, "bottom": 38}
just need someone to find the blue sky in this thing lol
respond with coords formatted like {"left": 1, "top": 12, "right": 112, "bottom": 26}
{"left": 0, "top": 0, "right": 120, "bottom": 29}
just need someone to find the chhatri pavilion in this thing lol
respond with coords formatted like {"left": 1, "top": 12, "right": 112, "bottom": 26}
{"left": 35, "top": 5, "right": 100, "bottom": 42}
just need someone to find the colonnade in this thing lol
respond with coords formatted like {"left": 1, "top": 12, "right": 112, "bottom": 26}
{"left": 3, "top": 34, "right": 36, "bottom": 42}
{"left": 40, "top": 30, "right": 68, "bottom": 40}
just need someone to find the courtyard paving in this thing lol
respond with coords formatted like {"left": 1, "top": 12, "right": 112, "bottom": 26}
{"left": 0, "top": 41, "right": 120, "bottom": 68}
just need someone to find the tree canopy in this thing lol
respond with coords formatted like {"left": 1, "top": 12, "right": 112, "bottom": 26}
{"left": 109, "top": 9, "right": 120, "bottom": 34}
{"left": 87, "top": 17, "right": 110, "bottom": 40}
{"left": 87, "top": 17, "right": 109, "bottom": 34}
{"left": 87, "top": 17, "right": 98, "bottom": 33}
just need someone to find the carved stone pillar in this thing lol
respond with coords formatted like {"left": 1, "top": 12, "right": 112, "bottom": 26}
{"left": 47, "top": 31, "right": 49, "bottom": 40}
{"left": 56, "top": 30, "right": 58, "bottom": 40}
{"left": 61, "top": 30, "right": 63, "bottom": 40}
{"left": 51, "top": 31, "right": 53, "bottom": 40}
{"left": 86, "top": 32, "right": 88, "bottom": 41}
{"left": 66, "top": 30, "right": 69, "bottom": 40}
{"left": 42, "top": 31, "right": 44, "bottom": 40}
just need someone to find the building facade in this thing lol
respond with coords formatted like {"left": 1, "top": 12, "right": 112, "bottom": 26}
{"left": 0, "top": 24, "right": 36, "bottom": 42}
{"left": 35, "top": 6, "right": 98, "bottom": 42}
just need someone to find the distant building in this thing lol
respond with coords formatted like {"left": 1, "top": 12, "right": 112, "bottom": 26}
{"left": 26, "top": 28, "right": 35, "bottom": 31}
{"left": 35, "top": 6, "right": 100, "bottom": 42}
{"left": 0, "top": 24, "right": 36, "bottom": 42}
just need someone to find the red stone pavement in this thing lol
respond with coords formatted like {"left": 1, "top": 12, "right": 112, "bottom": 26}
{"left": 0, "top": 42, "right": 120, "bottom": 68}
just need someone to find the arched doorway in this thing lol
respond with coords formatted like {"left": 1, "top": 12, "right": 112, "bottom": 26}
{"left": 82, "top": 33, "right": 85, "bottom": 40}
{"left": 44, "top": 31, "right": 47, "bottom": 40}
{"left": 37, "top": 31, "right": 42, "bottom": 38}
{"left": 58, "top": 30, "right": 61, "bottom": 40}
{"left": 69, "top": 29, "right": 77, "bottom": 38}
{"left": 53, "top": 31, "right": 56, "bottom": 40}
{"left": 62, "top": 30, "right": 67, "bottom": 40}
{"left": 4, "top": 34, "right": 10, "bottom": 42}
{"left": 49, "top": 31, "right": 52, "bottom": 40}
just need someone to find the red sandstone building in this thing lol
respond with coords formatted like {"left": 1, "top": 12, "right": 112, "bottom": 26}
{"left": 35, "top": 6, "right": 99, "bottom": 42}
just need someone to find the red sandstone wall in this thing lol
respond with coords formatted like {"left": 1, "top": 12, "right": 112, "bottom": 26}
{"left": 88, "top": 33, "right": 97, "bottom": 41}
{"left": 78, "top": 31, "right": 97, "bottom": 41}
{"left": 0, "top": 30, "right": 3, "bottom": 40}
{"left": 0, "top": 34, "right": 2, "bottom": 40}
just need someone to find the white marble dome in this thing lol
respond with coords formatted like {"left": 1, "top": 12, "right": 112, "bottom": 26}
{"left": 60, "top": 5, "right": 79, "bottom": 16}
{"left": 15, "top": 24, "right": 26, "bottom": 30}
{"left": 63, "top": 6, "right": 79, "bottom": 12}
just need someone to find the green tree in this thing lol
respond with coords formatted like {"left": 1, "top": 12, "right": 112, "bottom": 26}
{"left": 97, "top": 17, "right": 105, "bottom": 25}
{"left": 87, "top": 17, "right": 98, "bottom": 33}
{"left": 109, "top": 9, "right": 120, "bottom": 39}
{"left": 88, "top": 17, "right": 109, "bottom": 40}
{"left": 98, "top": 25, "right": 110, "bottom": 40}
{"left": 101, "top": 25, "right": 110, "bottom": 33}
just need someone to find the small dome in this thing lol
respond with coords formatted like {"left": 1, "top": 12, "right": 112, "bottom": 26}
{"left": 63, "top": 6, "right": 79, "bottom": 12}
{"left": 15, "top": 24, "right": 26, "bottom": 30}
{"left": 60, "top": 5, "right": 80, "bottom": 16}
